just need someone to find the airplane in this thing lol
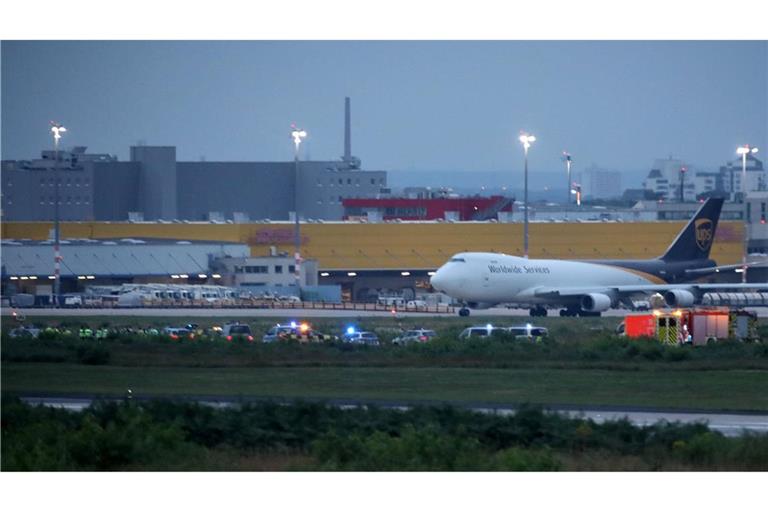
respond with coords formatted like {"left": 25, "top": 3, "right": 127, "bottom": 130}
{"left": 429, "top": 197, "right": 768, "bottom": 317}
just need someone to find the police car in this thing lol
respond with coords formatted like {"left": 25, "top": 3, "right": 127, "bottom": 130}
{"left": 262, "top": 322, "right": 336, "bottom": 343}
{"left": 341, "top": 328, "right": 380, "bottom": 346}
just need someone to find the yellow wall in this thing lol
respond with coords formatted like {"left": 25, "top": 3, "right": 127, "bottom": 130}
{"left": 2, "top": 221, "right": 744, "bottom": 269}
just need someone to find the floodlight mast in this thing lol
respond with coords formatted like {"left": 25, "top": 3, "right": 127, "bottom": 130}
{"left": 737, "top": 144, "right": 759, "bottom": 283}
{"left": 291, "top": 125, "right": 307, "bottom": 294}
{"left": 50, "top": 122, "right": 67, "bottom": 307}
{"left": 519, "top": 132, "right": 536, "bottom": 258}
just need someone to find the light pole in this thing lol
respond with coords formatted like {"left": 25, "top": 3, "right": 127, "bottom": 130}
{"left": 562, "top": 151, "right": 572, "bottom": 219}
{"left": 679, "top": 166, "right": 687, "bottom": 203}
{"left": 50, "top": 122, "right": 67, "bottom": 307}
{"left": 291, "top": 124, "right": 307, "bottom": 294}
{"left": 519, "top": 132, "right": 536, "bottom": 258}
{"left": 737, "top": 144, "right": 759, "bottom": 283}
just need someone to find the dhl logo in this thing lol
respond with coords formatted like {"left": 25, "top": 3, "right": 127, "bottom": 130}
{"left": 695, "top": 218, "right": 714, "bottom": 251}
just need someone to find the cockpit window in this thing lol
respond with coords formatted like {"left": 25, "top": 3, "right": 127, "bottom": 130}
{"left": 449, "top": 257, "right": 466, "bottom": 263}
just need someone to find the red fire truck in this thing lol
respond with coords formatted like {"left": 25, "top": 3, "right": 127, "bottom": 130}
{"left": 617, "top": 308, "right": 758, "bottom": 344}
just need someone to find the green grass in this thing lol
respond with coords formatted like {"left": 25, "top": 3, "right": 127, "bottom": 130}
{"left": 4, "top": 363, "right": 767, "bottom": 411}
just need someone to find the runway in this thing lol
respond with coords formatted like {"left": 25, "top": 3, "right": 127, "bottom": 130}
{"left": 6, "top": 306, "right": 768, "bottom": 318}
{"left": 18, "top": 395, "right": 768, "bottom": 437}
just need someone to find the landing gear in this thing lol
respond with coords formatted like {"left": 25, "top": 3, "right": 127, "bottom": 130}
{"left": 458, "top": 307, "right": 470, "bottom": 317}
{"left": 529, "top": 306, "right": 548, "bottom": 317}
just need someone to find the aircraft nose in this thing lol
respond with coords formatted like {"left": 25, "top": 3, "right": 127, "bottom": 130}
{"left": 430, "top": 268, "right": 446, "bottom": 292}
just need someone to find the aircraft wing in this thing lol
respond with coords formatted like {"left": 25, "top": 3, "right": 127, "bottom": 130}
{"left": 531, "top": 282, "right": 768, "bottom": 298}
{"left": 684, "top": 262, "right": 768, "bottom": 276}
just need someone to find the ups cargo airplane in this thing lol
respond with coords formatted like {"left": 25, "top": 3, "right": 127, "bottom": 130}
{"left": 430, "top": 198, "right": 768, "bottom": 317}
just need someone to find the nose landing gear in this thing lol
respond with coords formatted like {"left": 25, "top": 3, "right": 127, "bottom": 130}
{"left": 529, "top": 306, "right": 548, "bottom": 317}
{"left": 458, "top": 307, "right": 471, "bottom": 317}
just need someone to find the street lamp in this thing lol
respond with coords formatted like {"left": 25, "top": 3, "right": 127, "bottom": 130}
{"left": 562, "top": 151, "right": 572, "bottom": 219}
{"left": 519, "top": 132, "right": 536, "bottom": 258}
{"left": 737, "top": 144, "right": 759, "bottom": 283}
{"left": 50, "top": 121, "right": 67, "bottom": 307}
{"left": 291, "top": 124, "right": 307, "bottom": 294}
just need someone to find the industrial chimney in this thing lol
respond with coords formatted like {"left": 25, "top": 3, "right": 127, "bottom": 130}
{"left": 342, "top": 97, "right": 360, "bottom": 169}
{"left": 344, "top": 96, "right": 351, "bottom": 162}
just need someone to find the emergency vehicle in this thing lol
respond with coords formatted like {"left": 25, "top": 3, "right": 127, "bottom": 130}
{"left": 262, "top": 322, "right": 337, "bottom": 343}
{"left": 617, "top": 308, "right": 758, "bottom": 344}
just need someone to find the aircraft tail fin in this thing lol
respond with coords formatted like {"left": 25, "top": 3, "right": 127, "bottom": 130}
{"left": 660, "top": 197, "right": 724, "bottom": 262}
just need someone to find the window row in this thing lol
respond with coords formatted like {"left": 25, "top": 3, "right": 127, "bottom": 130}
{"left": 233, "top": 265, "right": 296, "bottom": 274}
{"left": 317, "top": 177, "right": 385, "bottom": 186}
{"left": 39, "top": 196, "right": 90, "bottom": 205}
{"left": 39, "top": 177, "right": 90, "bottom": 186}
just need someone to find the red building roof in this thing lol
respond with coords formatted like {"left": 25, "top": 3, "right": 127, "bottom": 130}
{"left": 342, "top": 195, "right": 514, "bottom": 221}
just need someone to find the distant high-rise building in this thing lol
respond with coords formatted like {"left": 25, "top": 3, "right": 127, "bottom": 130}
{"left": 642, "top": 157, "right": 693, "bottom": 201}
{"left": 719, "top": 153, "right": 764, "bottom": 200}
{"left": 642, "top": 153, "right": 765, "bottom": 203}
{"left": 580, "top": 164, "right": 622, "bottom": 200}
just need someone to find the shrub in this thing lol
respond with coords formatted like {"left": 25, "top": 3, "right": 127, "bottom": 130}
{"left": 75, "top": 344, "right": 111, "bottom": 365}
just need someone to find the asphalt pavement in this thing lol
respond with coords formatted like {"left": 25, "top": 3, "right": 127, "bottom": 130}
{"left": 5, "top": 306, "right": 768, "bottom": 318}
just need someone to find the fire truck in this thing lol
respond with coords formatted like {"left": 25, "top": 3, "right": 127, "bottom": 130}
{"left": 617, "top": 308, "right": 758, "bottom": 344}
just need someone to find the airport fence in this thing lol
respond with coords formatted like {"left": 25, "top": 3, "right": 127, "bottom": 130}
{"left": 11, "top": 299, "right": 455, "bottom": 314}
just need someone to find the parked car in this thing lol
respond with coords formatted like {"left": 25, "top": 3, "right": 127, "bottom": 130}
{"left": 342, "top": 331, "right": 380, "bottom": 346}
{"left": 63, "top": 295, "right": 83, "bottom": 307}
{"left": 458, "top": 325, "right": 505, "bottom": 339}
{"left": 458, "top": 324, "right": 547, "bottom": 341}
{"left": 263, "top": 324, "right": 301, "bottom": 343}
{"left": 632, "top": 300, "right": 650, "bottom": 311}
{"left": 222, "top": 323, "right": 254, "bottom": 341}
{"left": 392, "top": 328, "right": 437, "bottom": 345}
{"left": 8, "top": 326, "right": 41, "bottom": 339}
{"left": 163, "top": 326, "right": 194, "bottom": 340}
{"left": 405, "top": 300, "right": 427, "bottom": 309}
{"left": 505, "top": 325, "right": 548, "bottom": 341}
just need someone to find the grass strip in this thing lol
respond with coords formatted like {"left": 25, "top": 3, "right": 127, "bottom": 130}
{"left": 4, "top": 363, "right": 767, "bottom": 411}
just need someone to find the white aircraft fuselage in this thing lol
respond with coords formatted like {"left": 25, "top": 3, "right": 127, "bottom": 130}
{"left": 429, "top": 199, "right": 768, "bottom": 315}
{"left": 430, "top": 252, "right": 656, "bottom": 305}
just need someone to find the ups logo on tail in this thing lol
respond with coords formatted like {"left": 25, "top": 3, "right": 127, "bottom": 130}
{"left": 695, "top": 218, "right": 714, "bottom": 251}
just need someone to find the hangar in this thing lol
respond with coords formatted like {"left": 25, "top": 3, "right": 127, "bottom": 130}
{"left": 1, "top": 219, "right": 747, "bottom": 301}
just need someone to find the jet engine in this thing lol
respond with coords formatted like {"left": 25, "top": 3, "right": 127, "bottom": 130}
{"left": 580, "top": 293, "right": 612, "bottom": 312}
{"left": 664, "top": 289, "right": 695, "bottom": 307}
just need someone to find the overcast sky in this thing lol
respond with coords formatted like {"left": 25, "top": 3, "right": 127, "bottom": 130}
{"left": 2, "top": 40, "right": 766, "bottom": 182}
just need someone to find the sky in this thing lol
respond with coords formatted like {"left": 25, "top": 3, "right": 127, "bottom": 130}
{"left": 1, "top": 40, "right": 766, "bottom": 191}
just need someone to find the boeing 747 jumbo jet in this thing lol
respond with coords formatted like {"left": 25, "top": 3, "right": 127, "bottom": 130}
{"left": 430, "top": 198, "right": 768, "bottom": 317}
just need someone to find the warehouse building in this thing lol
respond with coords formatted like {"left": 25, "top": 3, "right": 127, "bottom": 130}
{"left": 1, "top": 98, "right": 387, "bottom": 222}
{"left": 1, "top": 238, "right": 250, "bottom": 300}
{"left": 2, "top": 216, "right": 756, "bottom": 302}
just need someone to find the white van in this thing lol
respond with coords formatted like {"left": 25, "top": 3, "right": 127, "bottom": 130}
{"left": 378, "top": 296, "right": 405, "bottom": 307}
